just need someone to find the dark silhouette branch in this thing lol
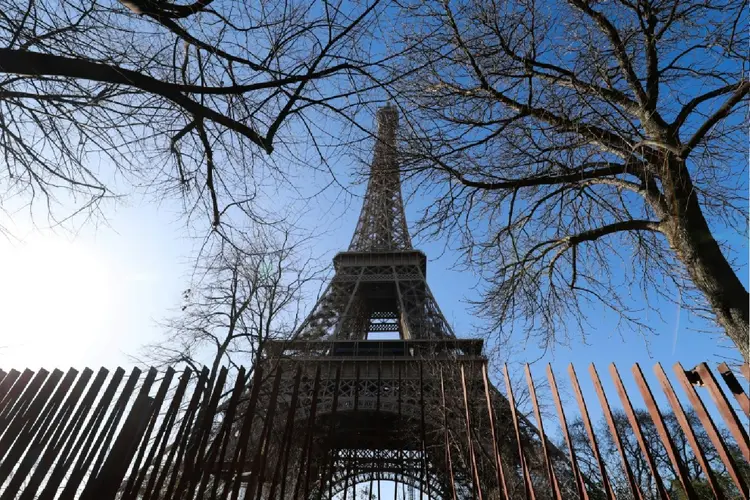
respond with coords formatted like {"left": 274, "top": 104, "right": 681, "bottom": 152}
{"left": 672, "top": 81, "right": 746, "bottom": 131}
{"left": 0, "top": 49, "right": 271, "bottom": 151}
{"left": 681, "top": 80, "right": 749, "bottom": 157}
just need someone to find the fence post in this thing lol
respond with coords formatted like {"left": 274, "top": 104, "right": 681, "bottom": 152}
{"left": 81, "top": 395, "right": 154, "bottom": 499}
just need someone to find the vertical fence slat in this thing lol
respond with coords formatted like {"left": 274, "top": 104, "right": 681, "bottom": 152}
{"left": 547, "top": 365, "right": 589, "bottom": 500}
{"left": 141, "top": 367, "right": 192, "bottom": 500}
{"left": 440, "top": 367, "right": 458, "bottom": 500}
{"left": 37, "top": 367, "right": 111, "bottom": 500}
{"left": 0, "top": 368, "right": 64, "bottom": 482}
{"left": 298, "top": 365, "right": 322, "bottom": 500}
{"left": 59, "top": 366, "right": 124, "bottom": 475}
{"left": 250, "top": 365, "right": 283, "bottom": 500}
{"left": 419, "top": 363, "right": 432, "bottom": 500}
{"left": 121, "top": 366, "right": 177, "bottom": 499}
{"left": 589, "top": 364, "right": 643, "bottom": 500}
{"left": 631, "top": 363, "right": 697, "bottom": 499}
{"left": 17, "top": 367, "right": 94, "bottom": 500}
{"left": 568, "top": 364, "right": 614, "bottom": 500}
{"left": 190, "top": 367, "right": 230, "bottom": 498}
{"left": 609, "top": 364, "right": 670, "bottom": 500}
{"left": 525, "top": 364, "right": 562, "bottom": 500}
{"left": 166, "top": 367, "right": 209, "bottom": 499}
{"left": 206, "top": 368, "right": 250, "bottom": 500}
{"left": 0, "top": 369, "right": 48, "bottom": 442}
{"left": 672, "top": 362, "right": 748, "bottom": 494}
{"left": 43, "top": 365, "right": 121, "bottom": 498}
{"left": 22, "top": 369, "right": 77, "bottom": 443}
{"left": 652, "top": 363, "right": 724, "bottom": 499}
{"left": 218, "top": 364, "right": 259, "bottom": 500}
{"left": 527, "top": 372, "right": 559, "bottom": 489}
{"left": 42, "top": 368, "right": 125, "bottom": 499}
{"left": 81, "top": 379, "right": 156, "bottom": 500}
{"left": 0, "top": 367, "right": 77, "bottom": 497}
{"left": 717, "top": 362, "right": 750, "bottom": 417}
{"left": 0, "top": 369, "right": 33, "bottom": 423}
{"left": 461, "top": 363, "right": 483, "bottom": 500}
{"left": 482, "top": 363, "right": 510, "bottom": 500}
{"left": 503, "top": 364, "right": 535, "bottom": 500}
{"left": 275, "top": 366, "right": 302, "bottom": 500}
{"left": 58, "top": 366, "right": 136, "bottom": 500}
{"left": 206, "top": 367, "right": 247, "bottom": 500}
{"left": 162, "top": 368, "right": 212, "bottom": 499}
{"left": 84, "top": 367, "right": 143, "bottom": 479}
{"left": 0, "top": 369, "right": 20, "bottom": 407}
{"left": 691, "top": 362, "right": 749, "bottom": 461}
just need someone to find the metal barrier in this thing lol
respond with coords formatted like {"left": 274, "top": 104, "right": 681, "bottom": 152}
{"left": 0, "top": 361, "right": 746, "bottom": 499}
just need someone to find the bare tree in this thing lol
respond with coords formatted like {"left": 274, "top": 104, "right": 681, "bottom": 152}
{"left": 136, "top": 225, "right": 321, "bottom": 389}
{"left": 0, "top": 0, "right": 381, "bottom": 236}
{"left": 125, "top": 225, "right": 323, "bottom": 497}
{"left": 567, "top": 409, "right": 749, "bottom": 499}
{"left": 382, "top": 0, "right": 748, "bottom": 359}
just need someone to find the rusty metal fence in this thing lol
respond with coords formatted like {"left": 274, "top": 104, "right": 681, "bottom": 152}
{"left": 0, "top": 361, "right": 746, "bottom": 499}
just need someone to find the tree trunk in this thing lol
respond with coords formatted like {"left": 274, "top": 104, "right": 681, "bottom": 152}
{"left": 664, "top": 161, "right": 749, "bottom": 362}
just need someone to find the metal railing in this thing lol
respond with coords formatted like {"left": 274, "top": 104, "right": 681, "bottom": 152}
{"left": 0, "top": 360, "right": 746, "bottom": 499}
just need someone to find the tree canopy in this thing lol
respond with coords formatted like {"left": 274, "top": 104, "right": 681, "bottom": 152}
{"left": 0, "top": 0, "right": 380, "bottom": 236}
{"left": 382, "top": 0, "right": 749, "bottom": 359}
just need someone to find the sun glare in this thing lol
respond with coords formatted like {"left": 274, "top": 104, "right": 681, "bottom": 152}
{"left": 0, "top": 235, "right": 114, "bottom": 369}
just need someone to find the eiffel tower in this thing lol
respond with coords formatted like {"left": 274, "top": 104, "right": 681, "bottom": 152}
{"left": 237, "top": 107, "right": 563, "bottom": 500}
{"left": 294, "top": 105, "right": 454, "bottom": 343}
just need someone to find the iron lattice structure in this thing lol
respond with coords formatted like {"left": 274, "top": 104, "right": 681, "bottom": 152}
{"left": 251, "top": 106, "right": 554, "bottom": 498}
{"left": 1, "top": 359, "right": 748, "bottom": 499}
{"left": 348, "top": 106, "right": 411, "bottom": 253}
{"left": 295, "top": 106, "right": 454, "bottom": 342}
{"left": 242, "top": 350, "right": 532, "bottom": 499}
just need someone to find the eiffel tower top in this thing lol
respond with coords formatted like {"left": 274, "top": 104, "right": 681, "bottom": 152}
{"left": 290, "top": 106, "right": 460, "bottom": 343}
{"left": 348, "top": 105, "right": 412, "bottom": 252}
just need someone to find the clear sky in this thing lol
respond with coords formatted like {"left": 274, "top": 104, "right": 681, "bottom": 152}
{"left": 0, "top": 198, "right": 188, "bottom": 369}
